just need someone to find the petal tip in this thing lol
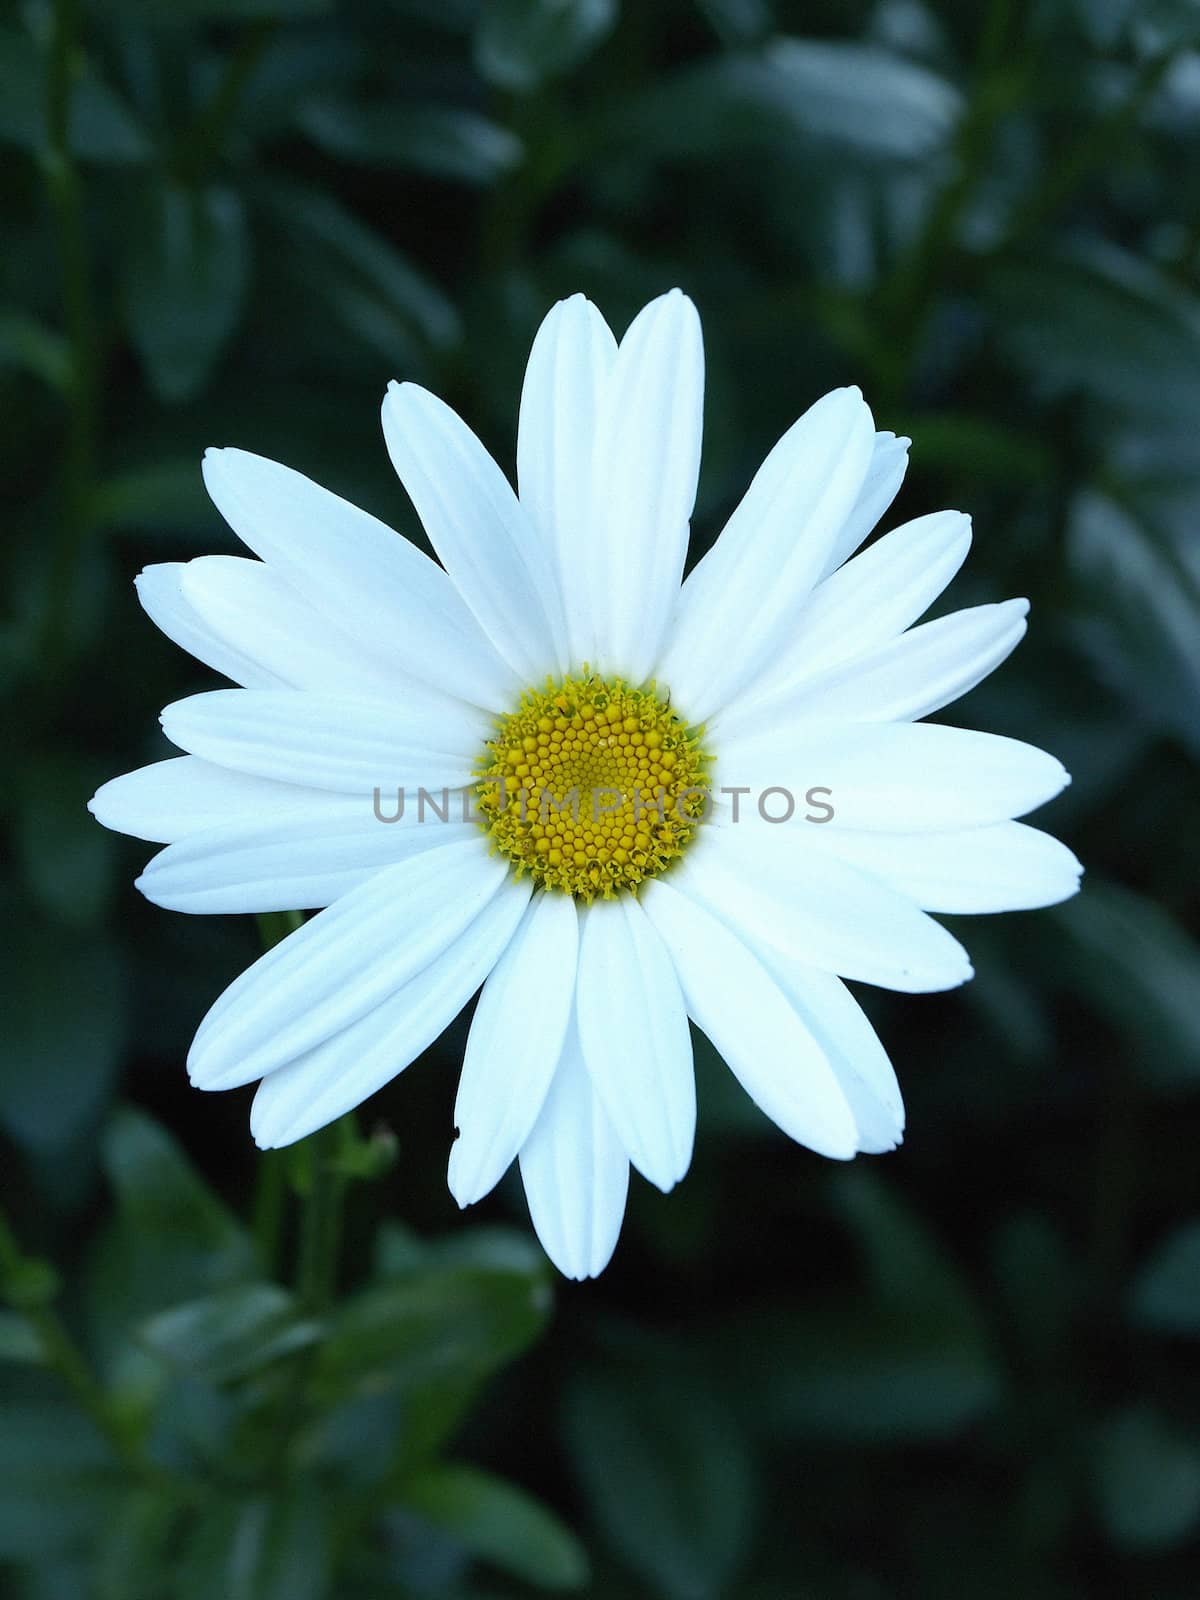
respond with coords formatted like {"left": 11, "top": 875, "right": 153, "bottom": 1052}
{"left": 250, "top": 1126, "right": 276, "bottom": 1152}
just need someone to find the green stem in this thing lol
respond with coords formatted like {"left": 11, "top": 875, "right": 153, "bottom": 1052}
{"left": 874, "top": 0, "right": 1025, "bottom": 406}
{"left": 173, "top": 21, "right": 278, "bottom": 184}
{"left": 252, "top": 913, "right": 354, "bottom": 1311}
{"left": 40, "top": 0, "right": 98, "bottom": 679}
{"left": 0, "top": 1207, "right": 141, "bottom": 1471}
{"left": 1000, "top": 43, "right": 1185, "bottom": 252}
{"left": 252, "top": 1151, "right": 287, "bottom": 1277}
{"left": 296, "top": 1122, "right": 348, "bottom": 1313}
{"left": 251, "top": 910, "right": 304, "bottom": 1278}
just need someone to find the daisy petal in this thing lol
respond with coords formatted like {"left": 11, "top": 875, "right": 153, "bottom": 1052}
{"left": 449, "top": 891, "right": 579, "bottom": 1207}
{"left": 725, "top": 599, "right": 1030, "bottom": 734}
{"left": 250, "top": 876, "right": 531, "bottom": 1148}
{"left": 714, "top": 722, "right": 1071, "bottom": 831}
{"left": 180, "top": 556, "right": 406, "bottom": 697}
{"left": 817, "top": 429, "right": 911, "bottom": 581}
{"left": 715, "top": 510, "right": 972, "bottom": 725}
{"left": 160, "top": 688, "right": 487, "bottom": 793}
{"left": 751, "top": 953, "right": 903, "bottom": 1154}
{"left": 188, "top": 837, "right": 507, "bottom": 1090}
{"left": 659, "top": 386, "right": 876, "bottom": 720}
{"left": 575, "top": 895, "right": 695, "bottom": 1192}
{"left": 382, "top": 381, "right": 568, "bottom": 682}
{"left": 639, "top": 877, "right": 858, "bottom": 1160}
{"left": 815, "top": 821, "right": 1084, "bottom": 913}
{"left": 201, "top": 447, "right": 518, "bottom": 711}
{"left": 137, "top": 814, "right": 477, "bottom": 914}
{"left": 135, "top": 564, "right": 284, "bottom": 689}
{"left": 518, "top": 294, "right": 617, "bottom": 669}
{"left": 590, "top": 290, "right": 704, "bottom": 682}
{"left": 682, "top": 827, "right": 973, "bottom": 993}
{"left": 89, "top": 757, "right": 368, "bottom": 844}
{"left": 519, "top": 1018, "right": 630, "bottom": 1280}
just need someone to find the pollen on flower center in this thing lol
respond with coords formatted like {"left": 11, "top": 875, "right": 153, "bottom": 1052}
{"left": 474, "top": 671, "right": 710, "bottom": 900}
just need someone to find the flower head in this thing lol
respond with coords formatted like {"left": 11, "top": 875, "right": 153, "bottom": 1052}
{"left": 90, "top": 291, "right": 1080, "bottom": 1279}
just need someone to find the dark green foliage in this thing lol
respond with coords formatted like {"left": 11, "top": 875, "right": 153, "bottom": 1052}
{"left": 2, "top": 0, "right": 1199, "bottom": 1595}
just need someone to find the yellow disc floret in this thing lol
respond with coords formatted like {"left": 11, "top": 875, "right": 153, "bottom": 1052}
{"left": 475, "top": 671, "right": 710, "bottom": 900}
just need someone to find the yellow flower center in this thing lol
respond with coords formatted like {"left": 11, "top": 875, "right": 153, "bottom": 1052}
{"left": 475, "top": 672, "right": 710, "bottom": 900}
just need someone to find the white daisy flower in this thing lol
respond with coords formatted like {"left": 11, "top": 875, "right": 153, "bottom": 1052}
{"left": 90, "top": 291, "right": 1081, "bottom": 1280}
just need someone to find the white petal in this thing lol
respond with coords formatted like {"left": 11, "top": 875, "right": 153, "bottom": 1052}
{"left": 90, "top": 756, "right": 367, "bottom": 844}
{"left": 639, "top": 877, "right": 858, "bottom": 1159}
{"left": 517, "top": 294, "right": 617, "bottom": 670}
{"left": 135, "top": 564, "right": 284, "bottom": 689}
{"left": 815, "top": 821, "right": 1083, "bottom": 914}
{"left": 817, "top": 430, "right": 911, "bottom": 581}
{"left": 681, "top": 826, "right": 973, "bottom": 993}
{"left": 725, "top": 599, "right": 1030, "bottom": 734}
{"left": 715, "top": 510, "right": 972, "bottom": 727}
{"left": 137, "top": 813, "right": 478, "bottom": 914}
{"left": 160, "top": 688, "right": 487, "bottom": 794}
{"left": 180, "top": 556, "right": 406, "bottom": 698}
{"left": 381, "top": 382, "right": 567, "bottom": 682}
{"left": 713, "top": 722, "right": 1071, "bottom": 831}
{"left": 658, "top": 386, "right": 875, "bottom": 720}
{"left": 202, "top": 447, "right": 518, "bottom": 711}
{"left": 519, "top": 1018, "right": 630, "bottom": 1280}
{"left": 250, "top": 876, "right": 531, "bottom": 1148}
{"left": 188, "top": 837, "right": 507, "bottom": 1090}
{"left": 574, "top": 895, "right": 695, "bottom": 1192}
{"left": 449, "top": 891, "right": 579, "bottom": 1207}
{"left": 662, "top": 390, "right": 876, "bottom": 716}
{"left": 589, "top": 290, "right": 704, "bottom": 682}
{"left": 751, "top": 953, "right": 903, "bottom": 1154}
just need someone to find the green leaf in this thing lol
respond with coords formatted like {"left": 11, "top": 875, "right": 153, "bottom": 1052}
{"left": 989, "top": 241, "right": 1200, "bottom": 422}
{"left": 174, "top": 1488, "right": 332, "bottom": 1600}
{"left": 991, "top": 1215, "right": 1078, "bottom": 1369}
{"left": 1063, "top": 0, "right": 1137, "bottom": 47}
{"left": 0, "top": 1372, "right": 121, "bottom": 1560}
{"left": 122, "top": 182, "right": 249, "bottom": 403}
{"left": 1, "top": 1257, "right": 61, "bottom": 1311}
{"left": 0, "top": 28, "right": 150, "bottom": 163}
{"left": 1093, "top": 1407, "right": 1200, "bottom": 1551}
{"left": 566, "top": 1364, "right": 756, "bottom": 1600}
{"left": 138, "top": 1284, "right": 321, "bottom": 1384}
{"left": 1131, "top": 1220, "right": 1200, "bottom": 1334}
{"left": 93, "top": 459, "right": 211, "bottom": 536}
{"left": 317, "top": 1257, "right": 549, "bottom": 1399}
{"left": 731, "top": 1171, "right": 1002, "bottom": 1444}
{"left": 624, "top": 38, "right": 962, "bottom": 166}
{"left": 103, "top": 1107, "right": 246, "bottom": 1255}
{"left": 96, "top": 1107, "right": 257, "bottom": 1319}
{"left": 474, "top": 0, "right": 618, "bottom": 92}
{"left": 893, "top": 411, "right": 1054, "bottom": 486}
{"left": 0, "top": 310, "right": 70, "bottom": 391}
{"left": 315, "top": 1239, "right": 550, "bottom": 1465}
{"left": 94, "top": 1486, "right": 186, "bottom": 1600}
{"left": 15, "top": 752, "right": 118, "bottom": 928}
{"left": 97, "top": 0, "right": 330, "bottom": 17}
{"left": 1133, "top": 0, "right": 1200, "bottom": 50}
{"left": 402, "top": 1464, "right": 589, "bottom": 1590}
{"left": 297, "top": 99, "right": 523, "bottom": 184}
{"left": 1051, "top": 881, "right": 1200, "bottom": 1087}
{"left": 0, "top": 907, "right": 125, "bottom": 1154}
{"left": 255, "top": 179, "right": 460, "bottom": 356}
{"left": 744, "top": 1304, "right": 1001, "bottom": 1445}
{"left": 0, "top": 1311, "right": 43, "bottom": 1363}
{"left": 1066, "top": 490, "right": 1200, "bottom": 757}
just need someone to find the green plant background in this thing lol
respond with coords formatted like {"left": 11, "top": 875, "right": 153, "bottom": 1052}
{"left": 3, "top": 0, "right": 1200, "bottom": 1595}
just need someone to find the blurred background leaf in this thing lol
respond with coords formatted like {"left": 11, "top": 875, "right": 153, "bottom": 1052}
{"left": 3, "top": 0, "right": 1200, "bottom": 1595}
